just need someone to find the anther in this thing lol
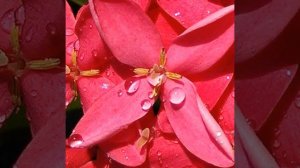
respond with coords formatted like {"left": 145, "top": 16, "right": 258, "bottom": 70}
{"left": 26, "top": 58, "right": 60, "bottom": 70}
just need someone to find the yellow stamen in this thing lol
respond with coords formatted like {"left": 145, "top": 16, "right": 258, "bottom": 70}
{"left": 10, "top": 25, "right": 20, "bottom": 54}
{"left": 71, "top": 50, "right": 77, "bottom": 66}
{"left": 27, "top": 58, "right": 60, "bottom": 70}
{"left": 66, "top": 65, "right": 71, "bottom": 75}
{"left": 165, "top": 72, "right": 182, "bottom": 80}
{"left": 0, "top": 50, "right": 9, "bottom": 66}
{"left": 159, "top": 48, "right": 166, "bottom": 67}
{"left": 133, "top": 68, "right": 150, "bottom": 76}
{"left": 80, "top": 69, "right": 100, "bottom": 76}
{"left": 136, "top": 128, "right": 150, "bottom": 149}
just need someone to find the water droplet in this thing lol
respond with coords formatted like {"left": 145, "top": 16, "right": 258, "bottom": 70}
{"left": 148, "top": 92, "right": 154, "bottom": 99}
{"left": 273, "top": 140, "right": 280, "bottom": 148}
{"left": 31, "top": 90, "right": 38, "bottom": 97}
{"left": 0, "top": 115, "right": 5, "bottom": 123}
{"left": 117, "top": 90, "right": 123, "bottom": 97}
{"left": 274, "top": 128, "right": 281, "bottom": 136}
{"left": 219, "top": 115, "right": 224, "bottom": 121}
{"left": 169, "top": 87, "right": 185, "bottom": 105}
{"left": 89, "top": 24, "right": 93, "bottom": 29}
{"left": 247, "top": 119, "right": 256, "bottom": 128}
{"left": 294, "top": 97, "right": 300, "bottom": 108}
{"left": 68, "top": 134, "right": 84, "bottom": 148}
{"left": 216, "top": 131, "right": 222, "bottom": 137}
{"left": 175, "top": 154, "right": 179, "bottom": 157}
{"left": 207, "top": 10, "right": 211, "bottom": 14}
{"left": 82, "top": 87, "right": 87, "bottom": 92}
{"left": 286, "top": 70, "right": 292, "bottom": 77}
{"left": 101, "top": 83, "right": 109, "bottom": 89}
{"left": 46, "top": 23, "right": 56, "bottom": 35}
{"left": 174, "top": 11, "right": 181, "bottom": 17}
{"left": 0, "top": 9, "right": 14, "bottom": 33}
{"left": 79, "top": 56, "right": 84, "bottom": 61}
{"left": 121, "top": 149, "right": 125, "bottom": 153}
{"left": 125, "top": 77, "right": 140, "bottom": 94}
{"left": 66, "top": 28, "right": 74, "bottom": 36}
{"left": 226, "top": 76, "right": 230, "bottom": 80}
{"left": 157, "top": 151, "right": 162, "bottom": 156}
{"left": 125, "top": 156, "right": 129, "bottom": 160}
{"left": 106, "top": 71, "right": 110, "bottom": 77}
{"left": 15, "top": 6, "right": 25, "bottom": 25}
{"left": 283, "top": 152, "right": 287, "bottom": 158}
{"left": 141, "top": 99, "right": 152, "bottom": 111}
{"left": 91, "top": 50, "right": 98, "bottom": 57}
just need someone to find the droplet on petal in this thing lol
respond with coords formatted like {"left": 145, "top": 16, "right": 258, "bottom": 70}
{"left": 169, "top": 87, "right": 185, "bottom": 105}
{"left": 117, "top": 90, "right": 123, "bottom": 97}
{"left": 25, "top": 26, "right": 34, "bottom": 42}
{"left": 273, "top": 140, "right": 280, "bottom": 148}
{"left": 141, "top": 99, "right": 152, "bottom": 111}
{"left": 30, "top": 90, "right": 38, "bottom": 97}
{"left": 125, "top": 77, "right": 140, "bottom": 94}
{"left": 125, "top": 156, "right": 129, "bottom": 160}
{"left": 157, "top": 150, "right": 162, "bottom": 157}
{"left": 0, "top": 115, "right": 6, "bottom": 123}
{"left": 74, "top": 40, "right": 80, "bottom": 51}
{"left": 294, "top": 96, "right": 300, "bottom": 108}
{"left": 216, "top": 131, "right": 222, "bottom": 137}
{"left": 46, "top": 23, "right": 56, "bottom": 35}
{"left": 174, "top": 11, "right": 181, "bottom": 17}
{"left": 15, "top": 6, "right": 25, "bottom": 25}
{"left": 66, "top": 28, "right": 74, "bottom": 36}
{"left": 68, "top": 134, "right": 84, "bottom": 148}
{"left": 286, "top": 70, "right": 292, "bottom": 77}
{"left": 0, "top": 50, "right": 9, "bottom": 66}
{"left": 101, "top": 83, "right": 109, "bottom": 89}
{"left": 91, "top": 49, "right": 98, "bottom": 57}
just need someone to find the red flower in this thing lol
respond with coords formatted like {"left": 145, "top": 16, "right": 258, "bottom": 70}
{"left": 68, "top": 0, "right": 234, "bottom": 167}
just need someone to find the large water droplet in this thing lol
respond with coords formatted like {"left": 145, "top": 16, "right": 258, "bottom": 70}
{"left": 169, "top": 87, "right": 185, "bottom": 105}
{"left": 31, "top": 90, "right": 38, "bottom": 97}
{"left": 141, "top": 99, "right": 152, "bottom": 111}
{"left": 125, "top": 77, "right": 140, "bottom": 94}
{"left": 46, "top": 23, "right": 56, "bottom": 35}
{"left": 66, "top": 28, "right": 74, "bottom": 36}
{"left": 68, "top": 134, "right": 84, "bottom": 148}
{"left": 15, "top": 6, "right": 25, "bottom": 25}
{"left": 0, "top": 9, "right": 14, "bottom": 33}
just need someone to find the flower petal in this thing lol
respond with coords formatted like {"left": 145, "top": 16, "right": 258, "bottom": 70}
{"left": 147, "top": 133, "right": 210, "bottom": 167}
{"left": 71, "top": 78, "right": 154, "bottom": 148}
{"left": 77, "top": 76, "right": 115, "bottom": 112}
{"left": 157, "top": 0, "right": 223, "bottom": 28}
{"left": 15, "top": 111, "right": 65, "bottom": 168}
{"left": 163, "top": 78, "right": 234, "bottom": 167}
{"left": 66, "top": 147, "right": 96, "bottom": 168}
{"left": 21, "top": 0, "right": 64, "bottom": 60}
{"left": 157, "top": 107, "right": 174, "bottom": 134}
{"left": 66, "top": 77, "right": 75, "bottom": 108}
{"left": 131, "top": 0, "right": 151, "bottom": 11}
{"left": 166, "top": 5, "right": 234, "bottom": 75}
{"left": 89, "top": 0, "right": 163, "bottom": 68}
{"left": 21, "top": 70, "right": 65, "bottom": 135}
{"left": 0, "top": 75, "right": 14, "bottom": 126}
{"left": 66, "top": 1, "right": 77, "bottom": 66}
{"left": 75, "top": 5, "right": 111, "bottom": 70}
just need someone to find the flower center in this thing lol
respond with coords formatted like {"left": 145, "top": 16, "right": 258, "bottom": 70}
{"left": 133, "top": 48, "right": 182, "bottom": 98}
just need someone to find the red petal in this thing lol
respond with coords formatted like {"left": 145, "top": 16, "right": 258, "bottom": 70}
{"left": 66, "top": 1, "right": 77, "bottom": 66}
{"left": 66, "top": 147, "right": 95, "bottom": 168}
{"left": 148, "top": 134, "right": 210, "bottom": 167}
{"left": 163, "top": 78, "right": 234, "bottom": 167}
{"left": 157, "top": 107, "right": 174, "bottom": 134}
{"left": 166, "top": 5, "right": 234, "bottom": 75}
{"left": 15, "top": 111, "right": 65, "bottom": 167}
{"left": 21, "top": 70, "right": 65, "bottom": 135}
{"left": 148, "top": 6, "right": 185, "bottom": 49}
{"left": 101, "top": 123, "right": 147, "bottom": 167}
{"left": 89, "top": 0, "right": 163, "bottom": 68}
{"left": 21, "top": 0, "right": 64, "bottom": 60}
{"left": 65, "top": 77, "right": 75, "bottom": 108}
{"left": 236, "top": 64, "right": 298, "bottom": 130}
{"left": 236, "top": 0, "right": 300, "bottom": 63}
{"left": 77, "top": 77, "right": 115, "bottom": 112}
{"left": 157, "top": 0, "right": 223, "bottom": 28}
{"left": 75, "top": 5, "right": 111, "bottom": 70}
{"left": 71, "top": 78, "right": 154, "bottom": 147}
{"left": 0, "top": 76, "right": 14, "bottom": 126}
{"left": 131, "top": 0, "right": 151, "bottom": 11}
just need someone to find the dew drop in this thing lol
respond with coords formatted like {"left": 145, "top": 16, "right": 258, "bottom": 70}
{"left": 226, "top": 76, "right": 230, "bottom": 80}
{"left": 0, "top": 9, "right": 14, "bottom": 33}
{"left": 68, "top": 134, "right": 84, "bottom": 148}
{"left": 101, "top": 83, "right": 109, "bottom": 89}
{"left": 79, "top": 56, "right": 84, "bottom": 61}
{"left": 247, "top": 119, "right": 256, "bottom": 128}
{"left": 141, "top": 99, "right": 152, "bottom": 111}
{"left": 286, "top": 70, "right": 292, "bottom": 77}
{"left": 30, "top": 90, "right": 38, "bottom": 97}
{"left": 91, "top": 49, "right": 98, "bottom": 57}
{"left": 148, "top": 92, "right": 154, "bottom": 99}
{"left": 74, "top": 40, "right": 80, "bottom": 51}
{"left": 174, "top": 11, "right": 181, "bottom": 17}
{"left": 294, "top": 97, "right": 300, "bottom": 108}
{"left": 0, "top": 115, "right": 5, "bottom": 123}
{"left": 82, "top": 87, "right": 87, "bottom": 92}
{"left": 125, "top": 156, "right": 129, "bottom": 160}
{"left": 157, "top": 150, "right": 162, "bottom": 157}
{"left": 106, "top": 71, "right": 110, "bottom": 77}
{"left": 25, "top": 26, "right": 34, "bottom": 42}
{"left": 46, "top": 23, "right": 56, "bottom": 35}
{"left": 219, "top": 115, "right": 224, "bottom": 121}
{"left": 169, "top": 87, "right": 185, "bottom": 105}
{"left": 273, "top": 140, "right": 280, "bottom": 148}
{"left": 125, "top": 77, "right": 140, "bottom": 94}
{"left": 116, "top": 90, "right": 123, "bottom": 97}
{"left": 207, "top": 10, "right": 211, "bottom": 14}
{"left": 216, "top": 131, "right": 222, "bottom": 137}
{"left": 89, "top": 24, "right": 93, "bottom": 29}
{"left": 66, "top": 28, "right": 74, "bottom": 36}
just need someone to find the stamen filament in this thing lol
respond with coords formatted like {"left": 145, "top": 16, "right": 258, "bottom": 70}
{"left": 27, "top": 58, "right": 60, "bottom": 70}
{"left": 133, "top": 68, "right": 150, "bottom": 76}
{"left": 159, "top": 48, "right": 166, "bottom": 67}
{"left": 166, "top": 72, "right": 182, "bottom": 80}
{"left": 80, "top": 69, "right": 100, "bottom": 76}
